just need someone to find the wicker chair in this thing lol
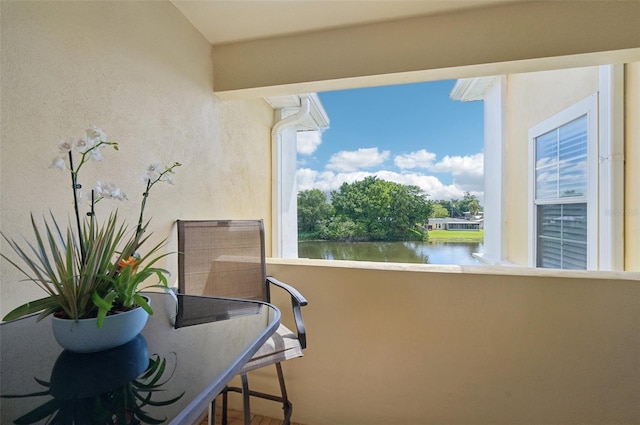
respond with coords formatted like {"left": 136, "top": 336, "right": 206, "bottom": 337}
{"left": 176, "top": 220, "right": 307, "bottom": 425}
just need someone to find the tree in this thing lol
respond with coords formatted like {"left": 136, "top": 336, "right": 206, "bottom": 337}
{"left": 330, "top": 177, "right": 431, "bottom": 241}
{"left": 431, "top": 203, "right": 449, "bottom": 218}
{"left": 467, "top": 199, "right": 480, "bottom": 216}
{"left": 437, "top": 199, "right": 460, "bottom": 217}
{"left": 456, "top": 192, "right": 483, "bottom": 216}
{"left": 297, "top": 189, "right": 332, "bottom": 235}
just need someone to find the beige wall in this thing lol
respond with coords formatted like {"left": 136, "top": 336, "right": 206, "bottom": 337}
{"left": 0, "top": 1, "right": 274, "bottom": 317}
{"left": 263, "top": 260, "right": 640, "bottom": 425}
{"left": 2, "top": 3, "right": 639, "bottom": 424}
{"left": 504, "top": 67, "right": 600, "bottom": 266}
{"left": 626, "top": 62, "right": 640, "bottom": 271}
{"left": 212, "top": 1, "right": 640, "bottom": 98}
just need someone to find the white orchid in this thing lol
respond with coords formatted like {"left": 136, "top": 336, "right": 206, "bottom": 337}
{"left": 143, "top": 163, "right": 162, "bottom": 183}
{"left": 88, "top": 147, "right": 104, "bottom": 162}
{"left": 86, "top": 126, "right": 106, "bottom": 144}
{"left": 73, "top": 137, "right": 94, "bottom": 153}
{"left": 95, "top": 181, "right": 127, "bottom": 201}
{"left": 49, "top": 128, "right": 178, "bottom": 227}
{"left": 51, "top": 127, "right": 116, "bottom": 173}
{"left": 144, "top": 163, "right": 180, "bottom": 184}
{"left": 58, "top": 139, "right": 74, "bottom": 154}
{"left": 49, "top": 157, "right": 66, "bottom": 170}
{"left": 2, "top": 126, "right": 180, "bottom": 326}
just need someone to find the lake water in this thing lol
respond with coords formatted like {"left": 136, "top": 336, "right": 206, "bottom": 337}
{"left": 298, "top": 240, "right": 484, "bottom": 265}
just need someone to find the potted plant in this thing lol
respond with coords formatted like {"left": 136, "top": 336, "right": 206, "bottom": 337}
{"left": 1, "top": 335, "right": 184, "bottom": 424}
{"left": 1, "top": 126, "right": 180, "bottom": 352}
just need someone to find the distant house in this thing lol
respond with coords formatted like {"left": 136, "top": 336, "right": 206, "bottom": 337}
{"left": 428, "top": 218, "right": 483, "bottom": 231}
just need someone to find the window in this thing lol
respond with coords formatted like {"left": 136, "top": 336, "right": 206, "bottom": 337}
{"left": 529, "top": 95, "right": 598, "bottom": 269}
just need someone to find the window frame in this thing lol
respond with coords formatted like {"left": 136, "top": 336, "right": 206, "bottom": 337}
{"left": 528, "top": 94, "right": 599, "bottom": 270}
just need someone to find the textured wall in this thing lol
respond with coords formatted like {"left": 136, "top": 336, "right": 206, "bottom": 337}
{"left": 266, "top": 260, "right": 640, "bottom": 425}
{"left": 0, "top": 1, "right": 273, "bottom": 317}
{"left": 211, "top": 1, "right": 640, "bottom": 98}
{"left": 505, "top": 67, "right": 600, "bottom": 266}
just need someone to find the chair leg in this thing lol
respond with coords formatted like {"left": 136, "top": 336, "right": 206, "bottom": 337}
{"left": 222, "top": 387, "right": 229, "bottom": 425}
{"left": 241, "top": 373, "right": 251, "bottom": 425}
{"left": 275, "top": 362, "right": 293, "bottom": 425}
{"left": 208, "top": 397, "right": 215, "bottom": 425}
{"left": 224, "top": 364, "right": 293, "bottom": 425}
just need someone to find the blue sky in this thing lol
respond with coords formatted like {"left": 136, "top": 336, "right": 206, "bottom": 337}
{"left": 296, "top": 80, "right": 485, "bottom": 202}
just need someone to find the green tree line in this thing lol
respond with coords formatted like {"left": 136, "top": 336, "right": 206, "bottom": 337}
{"left": 431, "top": 193, "right": 482, "bottom": 218}
{"left": 298, "top": 177, "right": 483, "bottom": 242}
{"left": 298, "top": 177, "right": 431, "bottom": 241}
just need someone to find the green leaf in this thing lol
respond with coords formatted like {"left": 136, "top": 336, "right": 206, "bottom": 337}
{"left": 2, "top": 297, "right": 59, "bottom": 322}
{"left": 134, "top": 294, "right": 153, "bottom": 315}
{"left": 13, "top": 398, "right": 64, "bottom": 424}
{"left": 91, "top": 291, "right": 113, "bottom": 310}
{"left": 93, "top": 291, "right": 119, "bottom": 328}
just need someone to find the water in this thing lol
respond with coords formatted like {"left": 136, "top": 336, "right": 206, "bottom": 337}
{"left": 298, "top": 240, "right": 484, "bottom": 265}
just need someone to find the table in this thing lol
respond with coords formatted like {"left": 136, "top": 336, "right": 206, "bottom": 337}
{"left": 0, "top": 291, "right": 280, "bottom": 425}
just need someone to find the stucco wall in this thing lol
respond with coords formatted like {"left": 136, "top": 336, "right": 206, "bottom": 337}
{"left": 211, "top": 1, "right": 640, "bottom": 98}
{"left": 504, "top": 67, "right": 600, "bottom": 266}
{"left": 0, "top": 1, "right": 274, "bottom": 317}
{"left": 264, "top": 259, "right": 640, "bottom": 425}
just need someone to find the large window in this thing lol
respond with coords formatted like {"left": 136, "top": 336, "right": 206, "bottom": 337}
{"left": 529, "top": 95, "right": 598, "bottom": 269}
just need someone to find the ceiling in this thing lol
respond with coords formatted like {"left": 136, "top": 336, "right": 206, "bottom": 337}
{"left": 170, "top": 0, "right": 511, "bottom": 45}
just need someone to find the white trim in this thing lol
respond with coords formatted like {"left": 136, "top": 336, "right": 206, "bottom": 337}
{"left": 528, "top": 94, "right": 599, "bottom": 269}
{"left": 267, "top": 93, "right": 329, "bottom": 258}
{"left": 481, "top": 76, "right": 508, "bottom": 265}
{"left": 598, "top": 64, "right": 624, "bottom": 271}
{"left": 271, "top": 96, "right": 310, "bottom": 258}
{"left": 450, "top": 77, "right": 498, "bottom": 102}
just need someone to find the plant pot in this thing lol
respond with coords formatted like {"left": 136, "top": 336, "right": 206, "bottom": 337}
{"left": 51, "top": 298, "right": 150, "bottom": 353}
{"left": 49, "top": 334, "right": 149, "bottom": 399}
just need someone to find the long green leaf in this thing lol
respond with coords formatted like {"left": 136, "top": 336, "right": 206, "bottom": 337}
{"left": 2, "top": 296, "right": 59, "bottom": 322}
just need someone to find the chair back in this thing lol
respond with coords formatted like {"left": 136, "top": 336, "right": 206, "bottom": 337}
{"left": 177, "top": 220, "right": 269, "bottom": 302}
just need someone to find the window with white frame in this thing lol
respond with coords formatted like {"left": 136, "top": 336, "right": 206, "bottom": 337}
{"left": 529, "top": 95, "right": 598, "bottom": 270}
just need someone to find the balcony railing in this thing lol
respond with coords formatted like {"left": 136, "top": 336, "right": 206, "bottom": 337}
{"left": 229, "top": 258, "right": 640, "bottom": 425}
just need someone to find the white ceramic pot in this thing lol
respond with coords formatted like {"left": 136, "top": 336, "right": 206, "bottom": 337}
{"left": 51, "top": 298, "right": 150, "bottom": 353}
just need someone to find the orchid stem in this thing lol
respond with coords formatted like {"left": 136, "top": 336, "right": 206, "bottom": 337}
{"left": 135, "top": 180, "right": 152, "bottom": 249}
{"left": 68, "top": 151, "right": 86, "bottom": 264}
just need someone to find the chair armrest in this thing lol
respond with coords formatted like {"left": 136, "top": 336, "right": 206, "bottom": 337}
{"left": 267, "top": 276, "right": 308, "bottom": 349}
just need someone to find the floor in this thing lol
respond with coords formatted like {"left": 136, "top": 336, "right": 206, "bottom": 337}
{"left": 198, "top": 397, "right": 305, "bottom": 425}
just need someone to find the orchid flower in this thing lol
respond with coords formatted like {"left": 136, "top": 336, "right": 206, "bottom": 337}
{"left": 88, "top": 148, "right": 104, "bottom": 162}
{"left": 49, "top": 157, "right": 66, "bottom": 170}
{"left": 73, "top": 137, "right": 94, "bottom": 154}
{"left": 95, "top": 181, "right": 127, "bottom": 201}
{"left": 143, "top": 163, "right": 162, "bottom": 183}
{"left": 58, "top": 139, "right": 73, "bottom": 154}
{"left": 86, "top": 126, "right": 106, "bottom": 144}
{"left": 2, "top": 125, "right": 180, "bottom": 326}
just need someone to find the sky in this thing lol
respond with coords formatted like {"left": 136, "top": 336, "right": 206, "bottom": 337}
{"left": 295, "top": 80, "right": 485, "bottom": 203}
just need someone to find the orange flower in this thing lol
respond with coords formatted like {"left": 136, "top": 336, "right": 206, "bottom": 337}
{"left": 118, "top": 256, "right": 139, "bottom": 271}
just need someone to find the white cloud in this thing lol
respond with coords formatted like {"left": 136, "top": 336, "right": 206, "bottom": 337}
{"left": 429, "top": 152, "right": 484, "bottom": 193}
{"left": 326, "top": 147, "right": 390, "bottom": 173}
{"left": 374, "top": 170, "right": 469, "bottom": 201}
{"left": 296, "top": 151, "right": 485, "bottom": 202}
{"left": 296, "top": 130, "right": 323, "bottom": 155}
{"left": 394, "top": 149, "right": 437, "bottom": 170}
{"left": 296, "top": 168, "right": 483, "bottom": 202}
{"left": 296, "top": 168, "right": 371, "bottom": 193}
{"left": 430, "top": 152, "right": 483, "bottom": 175}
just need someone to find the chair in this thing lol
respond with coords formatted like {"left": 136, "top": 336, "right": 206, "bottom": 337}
{"left": 176, "top": 219, "right": 307, "bottom": 425}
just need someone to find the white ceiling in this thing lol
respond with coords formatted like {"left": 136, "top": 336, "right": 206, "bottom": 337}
{"left": 170, "top": 0, "right": 511, "bottom": 45}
